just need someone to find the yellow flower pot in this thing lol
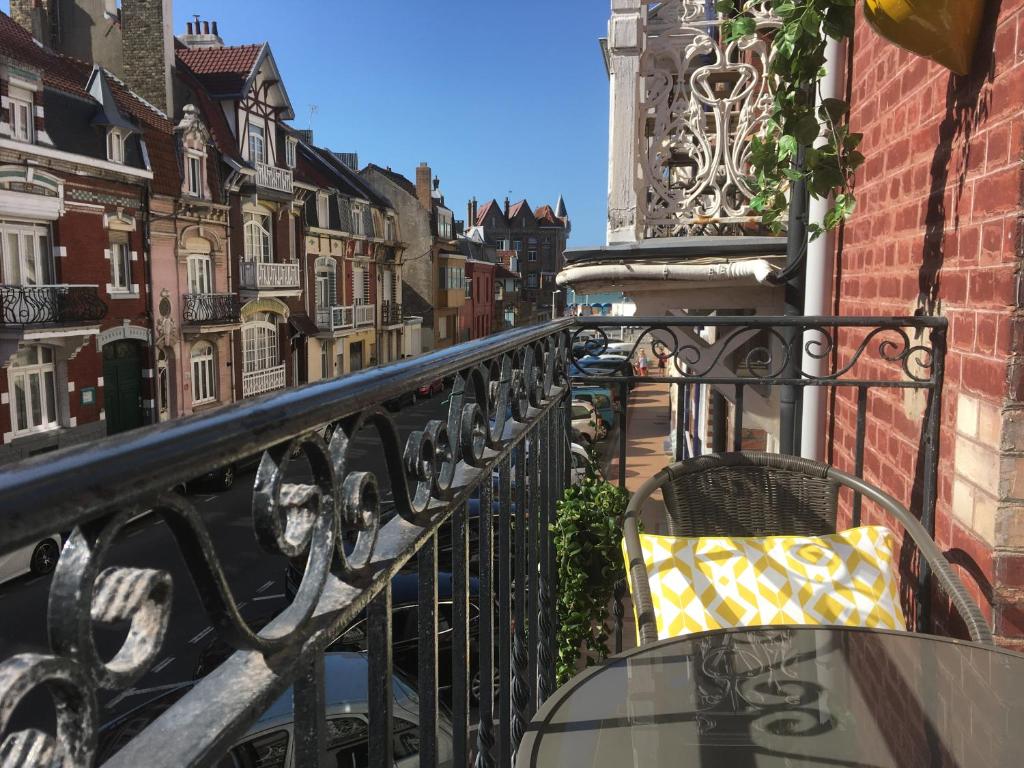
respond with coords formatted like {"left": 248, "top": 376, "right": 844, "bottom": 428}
{"left": 863, "top": 0, "right": 987, "bottom": 75}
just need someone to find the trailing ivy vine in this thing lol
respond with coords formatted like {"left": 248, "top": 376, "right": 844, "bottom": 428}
{"left": 720, "top": 0, "right": 861, "bottom": 238}
{"left": 552, "top": 468, "right": 630, "bottom": 686}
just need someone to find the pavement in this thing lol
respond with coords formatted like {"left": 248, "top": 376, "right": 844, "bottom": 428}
{"left": 606, "top": 381, "right": 675, "bottom": 654}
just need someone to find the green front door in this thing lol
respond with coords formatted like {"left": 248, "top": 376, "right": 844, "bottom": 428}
{"left": 103, "top": 341, "right": 143, "bottom": 435}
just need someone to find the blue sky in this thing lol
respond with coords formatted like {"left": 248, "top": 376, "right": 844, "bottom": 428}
{"left": 4, "top": 0, "right": 611, "bottom": 247}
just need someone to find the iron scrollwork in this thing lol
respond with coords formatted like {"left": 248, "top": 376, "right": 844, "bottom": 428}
{"left": 0, "top": 285, "right": 107, "bottom": 325}
{"left": 182, "top": 293, "right": 241, "bottom": 324}
{"left": 0, "top": 323, "right": 571, "bottom": 766}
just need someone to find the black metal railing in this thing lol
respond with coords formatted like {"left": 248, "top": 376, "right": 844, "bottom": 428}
{"left": 0, "top": 319, "right": 572, "bottom": 767}
{"left": 382, "top": 300, "right": 403, "bottom": 325}
{"left": 0, "top": 315, "right": 948, "bottom": 767}
{"left": 568, "top": 315, "right": 947, "bottom": 646}
{"left": 0, "top": 284, "right": 107, "bottom": 324}
{"left": 183, "top": 293, "right": 242, "bottom": 324}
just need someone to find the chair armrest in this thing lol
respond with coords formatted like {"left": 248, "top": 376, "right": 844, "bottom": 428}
{"left": 622, "top": 471, "right": 671, "bottom": 646}
{"left": 828, "top": 467, "right": 994, "bottom": 645}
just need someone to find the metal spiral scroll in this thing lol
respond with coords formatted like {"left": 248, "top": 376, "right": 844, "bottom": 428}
{"left": 570, "top": 323, "right": 938, "bottom": 384}
{"left": 0, "top": 328, "right": 571, "bottom": 766}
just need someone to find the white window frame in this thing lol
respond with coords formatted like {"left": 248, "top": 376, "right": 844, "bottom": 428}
{"left": 186, "top": 152, "right": 204, "bottom": 197}
{"left": 187, "top": 254, "right": 213, "bottom": 294}
{"left": 242, "top": 314, "right": 279, "bottom": 373}
{"left": 285, "top": 137, "right": 297, "bottom": 169}
{"left": 243, "top": 211, "right": 273, "bottom": 262}
{"left": 527, "top": 249, "right": 538, "bottom": 262}
{"left": 190, "top": 341, "right": 216, "bottom": 405}
{"left": 350, "top": 204, "right": 365, "bottom": 236}
{"left": 110, "top": 241, "right": 131, "bottom": 292}
{"left": 1, "top": 221, "right": 53, "bottom": 286}
{"left": 317, "top": 192, "right": 330, "bottom": 229}
{"left": 315, "top": 257, "right": 337, "bottom": 312}
{"left": 247, "top": 122, "right": 266, "bottom": 164}
{"left": 107, "top": 128, "right": 126, "bottom": 164}
{"left": 9, "top": 345, "right": 58, "bottom": 435}
{"left": 527, "top": 273, "right": 539, "bottom": 289}
{"left": 9, "top": 86, "right": 34, "bottom": 144}
{"left": 385, "top": 216, "right": 397, "bottom": 241}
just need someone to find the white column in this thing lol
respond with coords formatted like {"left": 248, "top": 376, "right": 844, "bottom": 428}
{"left": 606, "top": 0, "right": 646, "bottom": 244}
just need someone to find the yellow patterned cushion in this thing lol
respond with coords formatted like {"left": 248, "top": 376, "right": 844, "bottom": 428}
{"left": 624, "top": 526, "right": 906, "bottom": 641}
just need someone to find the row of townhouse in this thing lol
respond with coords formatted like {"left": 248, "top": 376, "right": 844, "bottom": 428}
{"left": 0, "top": 6, "right": 414, "bottom": 464}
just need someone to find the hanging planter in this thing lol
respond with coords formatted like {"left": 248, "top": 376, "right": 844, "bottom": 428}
{"left": 864, "top": 0, "right": 987, "bottom": 75}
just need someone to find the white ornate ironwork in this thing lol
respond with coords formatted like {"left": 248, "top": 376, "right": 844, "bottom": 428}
{"left": 242, "top": 364, "right": 286, "bottom": 397}
{"left": 355, "top": 303, "right": 375, "bottom": 328}
{"left": 254, "top": 161, "right": 294, "bottom": 194}
{"left": 240, "top": 261, "right": 301, "bottom": 291}
{"left": 638, "top": 2, "right": 781, "bottom": 237}
{"left": 315, "top": 305, "right": 355, "bottom": 332}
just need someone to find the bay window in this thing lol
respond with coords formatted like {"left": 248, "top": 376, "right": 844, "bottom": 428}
{"left": 243, "top": 212, "right": 273, "bottom": 262}
{"left": 242, "top": 314, "right": 279, "bottom": 373}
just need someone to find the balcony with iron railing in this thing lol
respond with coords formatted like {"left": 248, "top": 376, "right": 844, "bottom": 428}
{"left": 0, "top": 313, "right": 972, "bottom": 768}
{"left": 241, "top": 363, "right": 287, "bottom": 398}
{"left": 354, "top": 302, "right": 375, "bottom": 328}
{"left": 182, "top": 293, "right": 241, "bottom": 326}
{"left": 315, "top": 304, "right": 354, "bottom": 332}
{"left": 239, "top": 261, "right": 301, "bottom": 292}
{"left": 0, "top": 284, "right": 107, "bottom": 325}
{"left": 253, "top": 161, "right": 294, "bottom": 195}
{"left": 381, "top": 300, "right": 403, "bottom": 326}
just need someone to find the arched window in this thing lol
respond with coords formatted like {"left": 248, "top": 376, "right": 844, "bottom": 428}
{"left": 242, "top": 313, "right": 279, "bottom": 373}
{"left": 243, "top": 211, "right": 272, "bottom": 262}
{"left": 190, "top": 341, "right": 216, "bottom": 405}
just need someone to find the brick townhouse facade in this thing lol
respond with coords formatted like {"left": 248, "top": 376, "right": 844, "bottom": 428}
{"left": 832, "top": 2, "right": 1024, "bottom": 646}
{"left": 0, "top": 13, "right": 171, "bottom": 463}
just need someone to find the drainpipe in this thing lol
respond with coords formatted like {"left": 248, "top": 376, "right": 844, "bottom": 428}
{"left": 800, "top": 37, "right": 846, "bottom": 461}
{"left": 142, "top": 182, "right": 157, "bottom": 425}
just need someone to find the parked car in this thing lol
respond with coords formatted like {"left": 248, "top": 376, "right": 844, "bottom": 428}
{"left": 569, "top": 357, "right": 637, "bottom": 389}
{"left": 186, "top": 450, "right": 262, "bottom": 492}
{"left": 570, "top": 441, "right": 596, "bottom": 484}
{"left": 0, "top": 534, "right": 62, "bottom": 584}
{"left": 417, "top": 378, "right": 445, "bottom": 397}
{"left": 572, "top": 386, "right": 615, "bottom": 428}
{"left": 281, "top": 569, "right": 486, "bottom": 704}
{"left": 98, "top": 653, "right": 451, "bottom": 767}
{"left": 385, "top": 378, "right": 445, "bottom": 411}
{"left": 571, "top": 400, "right": 602, "bottom": 443}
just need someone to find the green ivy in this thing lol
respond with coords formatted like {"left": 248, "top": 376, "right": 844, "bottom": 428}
{"left": 719, "top": 0, "right": 861, "bottom": 239}
{"left": 552, "top": 467, "right": 630, "bottom": 686}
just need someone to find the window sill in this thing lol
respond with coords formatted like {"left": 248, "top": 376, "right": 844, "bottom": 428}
{"left": 10, "top": 424, "right": 61, "bottom": 440}
{"left": 192, "top": 400, "right": 220, "bottom": 413}
{"left": 108, "top": 291, "right": 140, "bottom": 300}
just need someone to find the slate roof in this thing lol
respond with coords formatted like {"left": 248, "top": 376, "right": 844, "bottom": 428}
{"left": 175, "top": 44, "right": 263, "bottom": 97}
{"left": 362, "top": 164, "right": 416, "bottom": 197}
{"left": 300, "top": 143, "right": 394, "bottom": 210}
{"left": 0, "top": 12, "right": 178, "bottom": 193}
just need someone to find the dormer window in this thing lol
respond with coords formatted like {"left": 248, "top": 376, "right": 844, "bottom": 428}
{"left": 187, "top": 153, "right": 205, "bottom": 197}
{"left": 317, "top": 192, "right": 330, "bottom": 228}
{"left": 9, "top": 86, "right": 34, "bottom": 143}
{"left": 107, "top": 128, "right": 126, "bottom": 163}
{"left": 285, "top": 137, "right": 297, "bottom": 169}
{"left": 248, "top": 123, "right": 266, "bottom": 164}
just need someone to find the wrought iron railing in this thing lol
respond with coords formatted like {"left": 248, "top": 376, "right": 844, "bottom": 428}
{"left": 316, "top": 304, "right": 355, "bottom": 332}
{"left": 0, "top": 320, "right": 571, "bottom": 767}
{"left": 0, "top": 284, "right": 107, "bottom": 324}
{"left": 381, "top": 300, "right": 403, "bottom": 325}
{"left": 0, "top": 315, "right": 948, "bottom": 767}
{"left": 182, "top": 293, "right": 241, "bottom": 325}
{"left": 254, "top": 161, "right": 294, "bottom": 194}
{"left": 242, "top": 364, "right": 287, "bottom": 398}
{"left": 239, "top": 261, "right": 301, "bottom": 290}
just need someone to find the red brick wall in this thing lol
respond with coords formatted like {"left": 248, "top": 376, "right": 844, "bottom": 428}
{"left": 831, "top": 3, "right": 1024, "bottom": 642}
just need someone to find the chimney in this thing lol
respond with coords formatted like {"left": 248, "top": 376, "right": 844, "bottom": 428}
{"left": 180, "top": 13, "right": 225, "bottom": 48}
{"left": 122, "top": 0, "right": 175, "bottom": 113}
{"left": 504, "top": 197, "right": 511, "bottom": 218}
{"left": 467, "top": 200, "right": 474, "bottom": 226}
{"left": 10, "top": 0, "right": 51, "bottom": 43}
{"left": 415, "top": 163, "right": 432, "bottom": 211}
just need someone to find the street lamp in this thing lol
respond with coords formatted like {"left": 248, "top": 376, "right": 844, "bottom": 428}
{"left": 551, "top": 289, "right": 562, "bottom": 321}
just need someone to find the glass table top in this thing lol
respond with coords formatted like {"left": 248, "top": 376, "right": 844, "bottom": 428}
{"left": 517, "top": 626, "right": 1024, "bottom": 767}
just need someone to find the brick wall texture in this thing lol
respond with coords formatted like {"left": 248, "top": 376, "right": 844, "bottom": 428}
{"left": 831, "top": 2, "right": 1024, "bottom": 646}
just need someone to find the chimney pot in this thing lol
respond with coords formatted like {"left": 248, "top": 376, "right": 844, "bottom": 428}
{"left": 212, "top": 21, "right": 219, "bottom": 36}
{"left": 203, "top": 21, "right": 210, "bottom": 34}
{"left": 187, "top": 22, "right": 193, "bottom": 34}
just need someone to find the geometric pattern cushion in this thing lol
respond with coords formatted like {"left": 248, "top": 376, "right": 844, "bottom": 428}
{"left": 623, "top": 526, "right": 907, "bottom": 641}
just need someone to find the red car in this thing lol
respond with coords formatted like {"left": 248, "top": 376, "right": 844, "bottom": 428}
{"left": 417, "top": 379, "right": 445, "bottom": 397}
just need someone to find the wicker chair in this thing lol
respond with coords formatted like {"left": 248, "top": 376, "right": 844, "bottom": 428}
{"left": 622, "top": 452, "right": 993, "bottom": 646}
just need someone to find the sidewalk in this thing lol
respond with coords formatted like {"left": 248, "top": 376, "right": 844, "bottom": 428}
{"left": 607, "top": 381, "right": 675, "bottom": 653}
